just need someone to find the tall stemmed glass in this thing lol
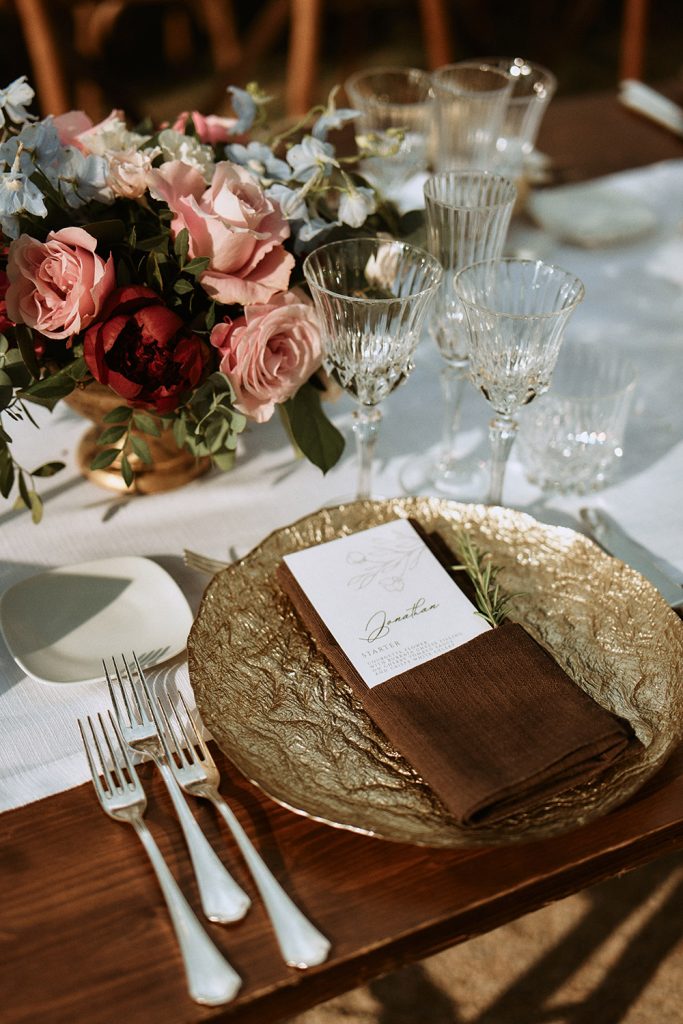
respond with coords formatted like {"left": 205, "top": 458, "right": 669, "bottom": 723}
{"left": 454, "top": 258, "right": 585, "bottom": 506}
{"left": 303, "top": 238, "right": 442, "bottom": 500}
{"left": 481, "top": 57, "right": 557, "bottom": 179}
{"left": 416, "top": 171, "right": 517, "bottom": 496}
{"left": 432, "top": 61, "right": 512, "bottom": 171}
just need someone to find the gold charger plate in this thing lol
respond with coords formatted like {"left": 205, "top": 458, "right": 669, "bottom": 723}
{"left": 188, "top": 498, "right": 683, "bottom": 847}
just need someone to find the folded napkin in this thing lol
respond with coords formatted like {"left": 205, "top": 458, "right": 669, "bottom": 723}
{"left": 277, "top": 529, "right": 637, "bottom": 827}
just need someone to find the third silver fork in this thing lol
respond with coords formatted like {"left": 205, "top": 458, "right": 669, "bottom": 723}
{"left": 106, "top": 656, "right": 251, "bottom": 925}
{"left": 136, "top": 660, "right": 331, "bottom": 969}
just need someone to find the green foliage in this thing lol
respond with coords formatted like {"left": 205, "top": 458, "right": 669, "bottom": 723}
{"left": 282, "top": 383, "right": 345, "bottom": 473}
{"left": 450, "top": 530, "right": 522, "bottom": 628}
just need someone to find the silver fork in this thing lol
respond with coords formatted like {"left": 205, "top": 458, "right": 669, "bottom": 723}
{"left": 105, "top": 656, "right": 250, "bottom": 925}
{"left": 183, "top": 549, "right": 230, "bottom": 576}
{"left": 78, "top": 711, "right": 242, "bottom": 1006}
{"left": 135, "top": 661, "right": 332, "bottom": 969}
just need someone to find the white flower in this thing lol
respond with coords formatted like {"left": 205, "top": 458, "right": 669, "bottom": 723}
{"left": 78, "top": 112, "right": 149, "bottom": 157}
{"left": 0, "top": 76, "right": 36, "bottom": 127}
{"left": 338, "top": 185, "right": 376, "bottom": 228}
{"left": 106, "top": 147, "right": 160, "bottom": 199}
{"left": 157, "top": 129, "right": 215, "bottom": 180}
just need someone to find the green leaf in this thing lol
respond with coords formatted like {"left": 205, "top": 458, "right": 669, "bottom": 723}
{"left": 29, "top": 489, "right": 43, "bottom": 524}
{"left": 98, "top": 424, "right": 127, "bottom": 445}
{"left": 0, "top": 334, "right": 8, "bottom": 355}
{"left": 205, "top": 302, "right": 217, "bottom": 331}
{"left": 137, "top": 233, "right": 170, "bottom": 253}
{"left": 0, "top": 449, "right": 15, "bottom": 498}
{"left": 31, "top": 461, "right": 65, "bottom": 478}
{"left": 211, "top": 450, "right": 236, "bottom": 472}
{"left": 14, "top": 325, "right": 40, "bottom": 380}
{"left": 147, "top": 252, "right": 164, "bottom": 293}
{"left": 0, "top": 369, "right": 12, "bottom": 408}
{"left": 90, "top": 448, "right": 119, "bottom": 470}
{"left": 80, "top": 219, "right": 126, "bottom": 243}
{"left": 183, "top": 257, "right": 210, "bottom": 276}
{"left": 282, "top": 383, "right": 345, "bottom": 473}
{"left": 121, "top": 453, "right": 134, "bottom": 488}
{"left": 103, "top": 405, "right": 133, "bottom": 425}
{"left": 130, "top": 434, "right": 152, "bottom": 464}
{"left": 132, "top": 411, "right": 161, "bottom": 436}
{"left": 174, "top": 228, "right": 189, "bottom": 266}
{"left": 18, "top": 469, "right": 30, "bottom": 508}
{"left": 173, "top": 278, "right": 194, "bottom": 296}
{"left": 204, "top": 416, "right": 229, "bottom": 454}
{"left": 172, "top": 416, "right": 187, "bottom": 448}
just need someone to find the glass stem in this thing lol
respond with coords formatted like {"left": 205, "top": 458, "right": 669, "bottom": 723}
{"left": 440, "top": 359, "right": 469, "bottom": 467}
{"left": 353, "top": 406, "right": 382, "bottom": 500}
{"left": 487, "top": 415, "right": 518, "bottom": 506}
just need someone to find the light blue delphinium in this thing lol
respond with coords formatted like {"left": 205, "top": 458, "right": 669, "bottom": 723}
{"left": 312, "top": 89, "right": 360, "bottom": 142}
{"left": 0, "top": 76, "right": 36, "bottom": 128}
{"left": 286, "top": 136, "right": 337, "bottom": 183}
{"left": 0, "top": 120, "right": 61, "bottom": 176}
{"left": 338, "top": 184, "right": 376, "bottom": 228}
{"left": 266, "top": 182, "right": 309, "bottom": 220}
{"left": 0, "top": 170, "right": 48, "bottom": 223}
{"left": 227, "top": 86, "right": 259, "bottom": 136}
{"left": 47, "top": 147, "right": 111, "bottom": 208}
{"left": 225, "top": 141, "right": 290, "bottom": 182}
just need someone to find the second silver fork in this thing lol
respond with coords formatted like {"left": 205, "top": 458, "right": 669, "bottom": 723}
{"left": 131, "top": 659, "right": 331, "bottom": 968}
{"left": 106, "top": 656, "right": 251, "bottom": 925}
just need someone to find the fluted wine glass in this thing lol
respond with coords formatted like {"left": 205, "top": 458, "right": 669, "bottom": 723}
{"left": 303, "top": 238, "right": 442, "bottom": 500}
{"left": 481, "top": 57, "right": 557, "bottom": 179}
{"left": 413, "top": 170, "right": 517, "bottom": 496}
{"left": 454, "top": 258, "right": 585, "bottom": 506}
{"left": 432, "top": 61, "right": 512, "bottom": 171}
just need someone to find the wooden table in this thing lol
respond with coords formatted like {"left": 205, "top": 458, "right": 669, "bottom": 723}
{"left": 2, "top": 88, "right": 683, "bottom": 1024}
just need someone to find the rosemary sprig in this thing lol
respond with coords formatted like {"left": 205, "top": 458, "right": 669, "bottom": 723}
{"left": 450, "top": 530, "right": 519, "bottom": 628}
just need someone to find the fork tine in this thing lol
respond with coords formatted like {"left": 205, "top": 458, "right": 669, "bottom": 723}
{"left": 107, "top": 709, "right": 137, "bottom": 783}
{"left": 105, "top": 656, "right": 135, "bottom": 728}
{"left": 78, "top": 717, "right": 108, "bottom": 802}
{"left": 98, "top": 711, "right": 126, "bottom": 791}
{"left": 154, "top": 683, "right": 190, "bottom": 767}
{"left": 159, "top": 683, "right": 197, "bottom": 763}
{"left": 120, "top": 653, "right": 150, "bottom": 724}
{"left": 87, "top": 714, "right": 116, "bottom": 795}
{"left": 178, "top": 690, "right": 211, "bottom": 759}
{"left": 130, "top": 653, "right": 175, "bottom": 760}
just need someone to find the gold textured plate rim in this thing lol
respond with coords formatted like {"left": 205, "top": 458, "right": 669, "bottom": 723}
{"left": 188, "top": 498, "right": 683, "bottom": 848}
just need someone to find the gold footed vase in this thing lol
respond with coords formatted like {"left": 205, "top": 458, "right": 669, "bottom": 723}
{"left": 66, "top": 383, "right": 210, "bottom": 495}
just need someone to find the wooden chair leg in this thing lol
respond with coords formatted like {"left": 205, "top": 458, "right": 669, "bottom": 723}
{"left": 13, "top": 0, "right": 70, "bottom": 115}
{"left": 286, "top": 0, "right": 323, "bottom": 117}
{"left": 418, "top": 0, "right": 453, "bottom": 69}
{"left": 620, "top": 0, "right": 649, "bottom": 81}
{"left": 197, "top": 0, "right": 242, "bottom": 72}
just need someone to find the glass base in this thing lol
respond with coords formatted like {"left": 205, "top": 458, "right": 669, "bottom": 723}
{"left": 400, "top": 453, "right": 488, "bottom": 502}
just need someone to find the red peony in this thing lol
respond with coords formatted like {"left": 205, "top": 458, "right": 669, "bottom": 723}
{"left": 83, "top": 285, "right": 209, "bottom": 412}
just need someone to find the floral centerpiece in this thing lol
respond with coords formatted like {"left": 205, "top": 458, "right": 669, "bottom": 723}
{"left": 0, "top": 76, "right": 404, "bottom": 520}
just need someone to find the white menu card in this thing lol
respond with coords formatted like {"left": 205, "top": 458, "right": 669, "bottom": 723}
{"left": 283, "top": 519, "right": 491, "bottom": 688}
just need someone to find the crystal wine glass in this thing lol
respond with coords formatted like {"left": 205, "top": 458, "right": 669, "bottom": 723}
{"left": 432, "top": 61, "right": 512, "bottom": 171}
{"left": 454, "top": 258, "right": 585, "bottom": 506}
{"left": 344, "top": 67, "right": 434, "bottom": 199}
{"left": 480, "top": 57, "right": 557, "bottom": 179}
{"left": 303, "top": 238, "right": 442, "bottom": 500}
{"left": 407, "top": 170, "right": 517, "bottom": 496}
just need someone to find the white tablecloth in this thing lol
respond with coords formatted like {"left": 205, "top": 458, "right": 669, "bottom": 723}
{"left": 2, "top": 159, "right": 683, "bottom": 813}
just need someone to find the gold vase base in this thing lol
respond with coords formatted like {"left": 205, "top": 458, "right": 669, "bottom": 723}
{"left": 76, "top": 426, "right": 211, "bottom": 495}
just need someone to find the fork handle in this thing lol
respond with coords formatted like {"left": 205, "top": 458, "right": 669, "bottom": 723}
{"left": 211, "top": 793, "right": 331, "bottom": 969}
{"left": 133, "top": 819, "right": 242, "bottom": 1006}
{"left": 156, "top": 759, "right": 251, "bottom": 924}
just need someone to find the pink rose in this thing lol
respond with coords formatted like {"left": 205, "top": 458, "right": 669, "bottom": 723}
{"left": 53, "top": 110, "right": 93, "bottom": 146}
{"left": 6, "top": 227, "right": 115, "bottom": 340}
{"left": 148, "top": 160, "right": 294, "bottom": 306}
{"left": 171, "top": 111, "right": 239, "bottom": 145}
{"left": 210, "top": 290, "right": 322, "bottom": 422}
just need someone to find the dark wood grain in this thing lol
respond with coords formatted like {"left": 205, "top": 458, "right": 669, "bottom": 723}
{"left": 2, "top": 90, "right": 683, "bottom": 1024}
{"left": 2, "top": 740, "right": 683, "bottom": 1024}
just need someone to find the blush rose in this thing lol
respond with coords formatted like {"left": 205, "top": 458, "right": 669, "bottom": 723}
{"left": 210, "top": 290, "right": 322, "bottom": 422}
{"left": 6, "top": 227, "right": 115, "bottom": 340}
{"left": 148, "top": 159, "right": 294, "bottom": 306}
{"left": 83, "top": 285, "right": 209, "bottom": 413}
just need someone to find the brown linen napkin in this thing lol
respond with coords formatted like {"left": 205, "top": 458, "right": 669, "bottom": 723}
{"left": 276, "top": 532, "right": 637, "bottom": 828}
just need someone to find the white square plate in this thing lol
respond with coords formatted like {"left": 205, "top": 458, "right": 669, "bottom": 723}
{"left": 0, "top": 556, "right": 193, "bottom": 685}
